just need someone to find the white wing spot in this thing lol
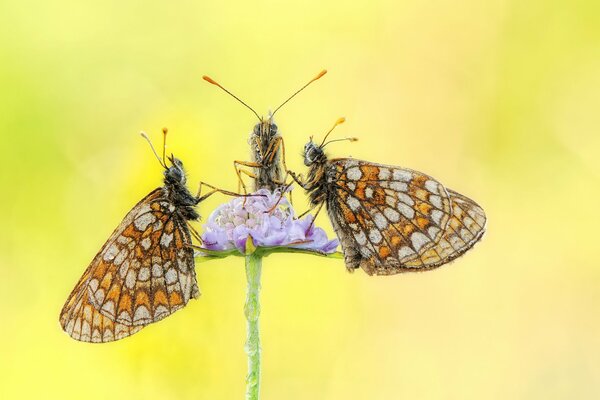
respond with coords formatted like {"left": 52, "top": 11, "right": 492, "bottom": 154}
{"left": 119, "top": 260, "right": 129, "bottom": 279}
{"left": 390, "top": 181, "right": 408, "bottom": 192}
{"left": 89, "top": 278, "right": 99, "bottom": 292}
{"left": 125, "top": 269, "right": 137, "bottom": 289}
{"left": 114, "top": 248, "right": 128, "bottom": 266}
{"left": 373, "top": 212, "right": 388, "bottom": 229}
{"left": 160, "top": 233, "right": 173, "bottom": 247}
{"left": 133, "top": 306, "right": 151, "bottom": 323}
{"left": 138, "top": 267, "right": 150, "bottom": 281}
{"left": 154, "top": 305, "right": 169, "bottom": 320}
{"left": 397, "top": 192, "right": 414, "bottom": 206}
{"left": 398, "top": 203, "right": 415, "bottom": 219}
{"left": 431, "top": 210, "right": 444, "bottom": 225}
{"left": 393, "top": 170, "right": 412, "bottom": 182}
{"left": 103, "top": 328, "right": 114, "bottom": 341}
{"left": 346, "top": 167, "right": 362, "bottom": 180}
{"left": 91, "top": 329, "right": 102, "bottom": 343}
{"left": 429, "top": 195, "right": 443, "bottom": 209}
{"left": 152, "top": 263, "right": 163, "bottom": 277}
{"left": 398, "top": 246, "right": 415, "bottom": 259}
{"left": 118, "top": 311, "right": 132, "bottom": 324}
{"left": 347, "top": 182, "right": 356, "bottom": 190}
{"left": 378, "top": 168, "right": 391, "bottom": 179}
{"left": 411, "top": 232, "right": 430, "bottom": 251}
{"left": 81, "top": 320, "right": 91, "bottom": 338}
{"left": 136, "top": 204, "right": 152, "bottom": 216}
{"left": 383, "top": 208, "right": 401, "bottom": 222}
{"left": 141, "top": 238, "right": 152, "bottom": 250}
{"left": 103, "top": 243, "right": 119, "bottom": 261}
{"left": 347, "top": 196, "right": 360, "bottom": 211}
{"left": 368, "top": 229, "right": 382, "bottom": 244}
{"left": 134, "top": 213, "right": 156, "bottom": 231}
{"left": 354, "top": 231, "right": 367, "bottom": 245}
{"left": 365, "top": 187, "right": 374, "bottom": 198}
{"left": 428, "top": 226, "right": 440, "bottom": 240}
{"left": 94, "top": 289, "right": 105, "bottom": 304}
{"left": 82, "top": 305, "right": 92, "bottom": 320}
{"left": 386, "top": 196, "right": 397, "bottom": 207}
{"left": 425, "top": 180, "right": 441, "bottom": 194}
{"left": 101, "top": 301, "right": 115, "bottom": 318}
{"left": 165, "top": 268, "right": 178, "bottom": 284}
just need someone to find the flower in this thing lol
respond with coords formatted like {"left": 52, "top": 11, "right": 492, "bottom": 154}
{"left": 200, "top": 188, "right": 339, "bottom": 254}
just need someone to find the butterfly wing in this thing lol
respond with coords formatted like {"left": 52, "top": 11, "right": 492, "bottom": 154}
{"left": 59, "top": 188, "right": 199, "bottom": 342}
{"left": 402, "top": 190, "right": 486, "bottom": 269}
{"left": 326, "top": 159, "right": 485, "bottom": 275}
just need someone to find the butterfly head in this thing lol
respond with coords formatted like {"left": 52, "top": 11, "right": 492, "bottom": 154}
{"left": 303, "top": 139, "right": 326, "bottom": 166}
{"left": 253, "top": 116, "right": 278, "bottom": 140}
{"left": 164, "top": 156, "right": 187, "bottom": 186}
{"left": 140, "top": 129, "right": 188, "bottom": 186}
{"left": 304, "top": 117, "right": 356, "bottom": 166}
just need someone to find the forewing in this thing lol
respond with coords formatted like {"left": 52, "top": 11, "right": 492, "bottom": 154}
{"left": 328, "top": 159, "right": 470, "bottom": 275}
{"left": 59, "top": 188, "right": 199, "bottom": 342}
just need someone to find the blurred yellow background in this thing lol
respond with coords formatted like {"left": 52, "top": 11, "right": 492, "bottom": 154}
{"left": 1, "top": 0, "right": 599, "bottom": 399}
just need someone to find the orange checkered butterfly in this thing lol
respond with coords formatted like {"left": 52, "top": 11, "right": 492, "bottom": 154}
{"left": 290, "top": 119, "right": 487, "bottom": 275}
{"left": 202, "top": 70, "right": 326, "bottom": 193}
{"left": 59, "top": 129, "right": 234, "bottom": 342}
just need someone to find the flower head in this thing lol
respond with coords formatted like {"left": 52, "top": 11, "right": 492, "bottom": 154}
{"left": 200, "top": 189, "right": 339, "bottom": 254}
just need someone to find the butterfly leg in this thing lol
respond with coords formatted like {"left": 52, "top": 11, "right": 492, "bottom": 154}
{"left": 265, "top": 179, "right": 296, "bottom": 214}
{"left": 187, "top": 222, "right": 204, "bottom": 244}
{"left": 196, "top": 181, "right": 249, "bottom": 202}
{"left": 234, "top": 160, "right": 261, "bottom": 195}
{"left": 288, "top": 170, "right": 311, "bottom": 190}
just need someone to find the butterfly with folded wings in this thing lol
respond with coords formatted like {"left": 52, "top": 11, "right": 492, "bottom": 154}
{"left": 59, "top": 129, "right": 237, "bottom": 342}
{"left": 202, "top": 70, "right": 327, "bottom": 193}
{"left": 290, "top": 119, "right": 487, "bottom": 275}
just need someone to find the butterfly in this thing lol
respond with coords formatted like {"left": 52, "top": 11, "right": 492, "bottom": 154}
{"left": 59, "top": 129, "right": 235, "bottom": 342}
{"left": 202, "top": 70, "right": 326, "bottom": 193}
{"left": 289, "top": 119, "right": 487, "bottom": 275}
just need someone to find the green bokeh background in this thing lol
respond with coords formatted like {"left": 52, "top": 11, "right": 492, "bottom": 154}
{"left": 1, "top": 1, "right": 599, "bottom": 399}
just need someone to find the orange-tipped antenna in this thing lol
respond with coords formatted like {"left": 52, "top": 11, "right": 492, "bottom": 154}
{"left": 202, "top": 75, "right": 261, "bottom": 121}
{"left": 322, "top": 136, "right": 358, "bottom": 148}
{"left": 272, "top": 69, "right": 328, "bottom": 117}
{"left": 141, "top": 131, "right": 167, "bottom": 169}
{"left": 319, "top": 117, "right": 346, "bottom": 147}
{"left": 161, "top": 127, "right": 168, "bottom": 166}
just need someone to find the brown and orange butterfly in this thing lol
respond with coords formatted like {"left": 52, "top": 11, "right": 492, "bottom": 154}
{"left": 59, "top": 129, "right": 236, "bottom": 342}
{"left": 202, "top": 70, "right": 327, "bottom": 193}
{"left": 290, "top": 119, "right": 487, "bottom": 275}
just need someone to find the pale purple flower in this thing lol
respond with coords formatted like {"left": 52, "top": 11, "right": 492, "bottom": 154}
{"left": 201, "top": 189, "right": 339, "bottom": 254}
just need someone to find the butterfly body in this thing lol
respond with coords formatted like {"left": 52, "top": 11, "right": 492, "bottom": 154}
{"left": 295, "top": 140, "right": 487, "bottom": 276}
{"left": 59, "top": 158, "right": 201, "bottom": 342}
{"left": 249, "top": 118, "right": 284, "bottom": 192}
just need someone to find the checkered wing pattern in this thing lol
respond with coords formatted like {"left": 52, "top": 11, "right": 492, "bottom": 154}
{"left": 59, "top": 188, "right": 199, "bottom": 342}
{"left": 327, "top": 159, "right": 485, "bottom": 275}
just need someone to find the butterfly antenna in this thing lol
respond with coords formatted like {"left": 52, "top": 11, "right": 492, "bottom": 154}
{"left": 140, "top": 131, "right": 167, "bottom": 169}
{"left": 202, "top": 75, "right": 261, "bottom": 121}
{"left": 272, "top": 69, "right": 327, "bottom": 117}
{"left": 322, "top": 137, "right": 358, "bottom": 148}
{"left": 161, "top": 127, "right": 168, "bottom": 166}
{"left": 319, "top": 117, "right": 346, "bottom": 147}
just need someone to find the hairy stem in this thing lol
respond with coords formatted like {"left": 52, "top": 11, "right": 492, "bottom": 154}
{"left": 244, "top": 254, "right": 262, "bottom": 400}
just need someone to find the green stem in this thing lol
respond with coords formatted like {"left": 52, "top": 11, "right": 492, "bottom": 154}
{"left": 244, "top": 253, "right": 262, "bottom": 400}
